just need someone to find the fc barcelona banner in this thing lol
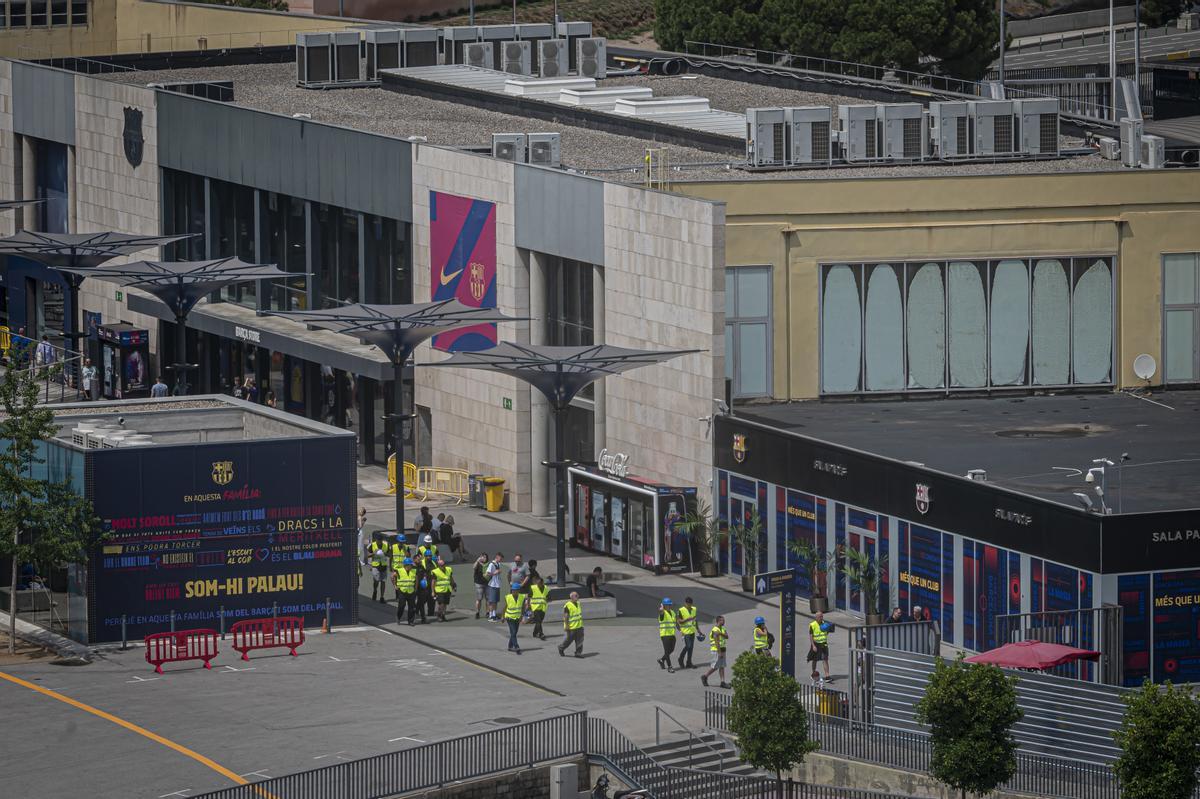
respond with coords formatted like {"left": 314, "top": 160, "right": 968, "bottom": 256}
{"left": 430, "top": 191, "right": 498, "bottom": 351}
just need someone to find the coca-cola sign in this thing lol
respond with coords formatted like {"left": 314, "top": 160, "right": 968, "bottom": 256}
{"left": 597, "top": 448, "right": 630, "bottom": 479}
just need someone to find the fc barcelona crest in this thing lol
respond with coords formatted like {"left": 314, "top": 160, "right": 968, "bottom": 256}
{"left": 915, "top": 482, "right": 931, "bottom": 515}
{"left": 123, "top": 106, "right": 144, "bottom": 168}
{"left": 732, "top": 433, "right": 748, "bottom": 464}
{"left": 468, "top": 261, "right": 486, "bottom": 302}
{"left": 211, "top": 460, "right": 234, "bottom": 487}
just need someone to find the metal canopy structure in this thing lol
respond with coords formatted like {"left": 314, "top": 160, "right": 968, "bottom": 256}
{"left": 261, "top": 300, "right": 523, "bottom": 534}
{"left": 0, "top": 230, "right": 192, "bottom": 345}
{"left": 55, "top": 257, "right": 286, "bottom": 395}
{"left": 427, "top": 342, "right": 699, "bottom": 585}
{"left": 0, "top": 199, "right": 41, "bottom": 211}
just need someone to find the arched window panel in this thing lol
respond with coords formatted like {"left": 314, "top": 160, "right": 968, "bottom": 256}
{"left": 1031, "top": 259, "right": 1070, "bottom": 386}
{"left": 989, "top": 259, "right": 1030, "bottom": 386}
{"left": 948, "top": 261, "right": 987, "bottom": 388}
{"left": 865, "top": 263, "right": 904, "bottom": 391}
{"left": 1071, "top": 258, "right": 1113, "bottom": 384}
{"left": 906, "top": 262, "right": 946, "bottom": 389}
{"left": 821, "top": 264, "right": 862, "bottom": 393}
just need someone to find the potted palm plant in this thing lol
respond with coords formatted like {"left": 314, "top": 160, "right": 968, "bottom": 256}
{"left": 677, "top": 499, "right": 724, "bottom": 577}
{"left": 788, "top": 539, "right": 830, "bottom": 613}
{"left": 732, "top": 515, "right": 765, "bottom": 592}
{"left": 844, "top": 548, "right": 888, "bottom": 625}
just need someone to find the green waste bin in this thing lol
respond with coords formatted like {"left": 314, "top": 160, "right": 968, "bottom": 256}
{"left": 483, "top": 477, "right": 506, "bottom": 512}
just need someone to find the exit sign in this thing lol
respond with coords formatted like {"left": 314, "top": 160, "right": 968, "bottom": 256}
{"left": 115, "top": 290, "right": 124, "bottom": 301}
{"left": 502, "top": 397, "right": 513, "bottom": 410}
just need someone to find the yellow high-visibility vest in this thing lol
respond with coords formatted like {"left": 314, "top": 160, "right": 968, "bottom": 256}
{"left": 564, "top": 600, "right": 583, "bottom": 630}
{"left": 659, "top": 609, "right": 677, "bottom": 638}
{"left": 678, "top": 605, "right": 697, "bottom": 635}
{"left": 710, "top": 625, "right": 727, "bottom": 653}
{"left": 809, "top": 620, "right": 828, "bottom": 645}
{"left": 432, "top": 566, "right": 453, "bottom": 594}
{"left": 754, "top": 627, "right": 770, "bottom": 651}
{"left": 529, "top": 585, "right": 549, "bottom": 612}
{"left": 390, "top": 543, "right": 407, "bottom": 572}
{"left": 504, "top": 593, "right": 524, "bottom": 620}
{"left": 368, "top": 541, "right": 388, "bottom": 567}
{"left": 395, "top": 566, "right": 417, "bottom": 594}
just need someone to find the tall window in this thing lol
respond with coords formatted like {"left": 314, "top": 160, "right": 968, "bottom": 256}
{"left": 1164, "top": 253, "right": 1200, "bottom": 384}
{"left": 34, "top": 139, "right": 68, "bottom": 233}
{"left": 163, "top": 169, "right": 206, "bottom": 261}
{"left": 364, "top": 214, "right": 410, "bottom": 304}
{"left": 313, "top": 205, "right": 360, "bottom": 309}
{"left": 262, "top": 192, "right": 308, "bottom": 311}
{"left": 820, "top": 257, "right": 1114, "bottom": 394}
{"left": 211, "top": 178, "right": 256, "bottom": 308}
{"left": 726, "top": 266, "right": 772, "bottom": 398}
{"left": 546, "top": 258, "right": 594, "bottom": 347}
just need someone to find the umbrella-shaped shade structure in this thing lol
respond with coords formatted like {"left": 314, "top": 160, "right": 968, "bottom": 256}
{"left": 261, "top": 301, "right": 524, "bottom": 532}
{"left": 0, "top": 230, "right": 193, "bottom": 345}
{"left": 55, "top": 257, "right": 286, "bottom": 395}
{"left": 426, "top": 342, "right": 700, "bottom": 584}
{"left": 0, "top": 199, "right": 41, "bottom": 211}
{"left": 964, "top": 640, "right": 1101, "bottom": 671}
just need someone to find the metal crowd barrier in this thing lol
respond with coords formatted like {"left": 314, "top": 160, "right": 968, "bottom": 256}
{"left": 386, "top": 456, "right": 469, "bottom": 504}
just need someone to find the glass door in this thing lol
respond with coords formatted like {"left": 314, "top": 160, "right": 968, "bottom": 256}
{"left": 628, "top": 499, "right": 645, "bottom": 567}
{"left": 574, "top": 483, "right": 591, "bottom": 549}
{"left": 729, "top": 497, "right": 758, "bottom": 575}
{"left": 590, "top": 489, "right": 607, "bottom": 554}
{"left": 610, "top": 496, "right": 625, "bottom": 558}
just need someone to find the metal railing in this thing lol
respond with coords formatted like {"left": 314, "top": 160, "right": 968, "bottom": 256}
{"left": 192, "top": 711, "right": 588, "bottom": 799}
{"left": 847, "top": 620, "right": 940, "bottom": 656}
{"left": 0, "top": 330, "right": 88, "bottom": 404}
{"left": 653, "top": 705, "right": 726, "bottom": 771}
{"left": 996, "top": 606, "right": 1124, "bottom": 686}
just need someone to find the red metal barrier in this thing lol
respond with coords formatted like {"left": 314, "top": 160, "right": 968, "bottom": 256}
{"left": 230, "top": 616, "right": 306, "bottom": 661}
{"left": 144, "top": 629, "right": 220, "bottom": 674}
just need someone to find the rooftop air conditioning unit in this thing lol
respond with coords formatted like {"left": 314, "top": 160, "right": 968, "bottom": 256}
{"left": 838, "top": 105, "right": 879, "bottom": 162}
{"left": 400, "top": 28, "right": 439, "bottom": 68}
{"left": 1097, "top": 136, "right": 1120, "bottom": 160}
{"left": 332, "top": 31, "right": 361, "bottom": 83}
{"left": 928, "top": 101, "right": 971, "bottom": 158}
{"left": 746, "top": 108, "right": 787, "bottom": 167}
{"left": 786, "top": 106, "right": 833, "bottom": 165}
{"left": 538, "top": 39, "right": 569, "bottom": 78}
{"left": 1140, "top": 134, "right": 1165, "bottom": 169}
{"left": 86, "top": 427, "right": 118, "bottom": 449}
{"left": 877, "top": 103, "right": 927, "bottom": 160}
{"left": 501, "top": 40, "right": 532, "bottom": 76}
{"left": 442, "top": 26, "right": 481, "bottom": 65}
{"left": 119, "top": 434, "right": 154, "bottom": 447}
{"left": 1120, "top": 117, "right": 1144, "bottom": 168}
{"left": 971, "top": 100, "right": 1016, "bottom": 155}
{"left": 296, "top": 32, "right": 334, "bottom": 86}
{"left": 556, "top": 20, "right": 593, "bottom": 71}
{"left": 101, "top": 430, "right": 136, "bottom": 448}
{"left": 576, "top": 37, "right": 607, "bottom": 80}
{"left": 71, "top": 424, "right": 98, "bottom": 447}
{"left": 365, "top": 29, "right": 402, "bottom": 80}
{"left": 1014, "top": 98, "right": 1059, "bottom": 155}
{"left": 464, "top": 41, "right": 494, "bottom": 70}
{"left": 527, "top": 132, "right": 561, "bottom": 168}
{"left": 492, "top": 133, "right": 527, "bottom": 162}
{"left": 516, "top": 23, "right": 554, "bottom": 71}
{"left": 478, "top": 25, "right": 515, "bottom": 70}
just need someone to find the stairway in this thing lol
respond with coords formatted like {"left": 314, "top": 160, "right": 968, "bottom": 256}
{"left": 637, "top": 732, "right": 764, "bottom": 777}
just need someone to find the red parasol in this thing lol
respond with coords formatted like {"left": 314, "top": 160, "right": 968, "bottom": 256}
{"left": 964, "top": 640, "right": 1101, "bottom": 671}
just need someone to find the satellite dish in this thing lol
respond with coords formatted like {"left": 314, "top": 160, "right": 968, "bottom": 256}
{"left": 1133, "top": 354, "right": 1157, "bottom": 381}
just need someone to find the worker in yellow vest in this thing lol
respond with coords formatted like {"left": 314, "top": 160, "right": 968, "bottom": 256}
{"left": 504, "top": 582, "right": 526, "bottom": 655}
{"left": 808, "top": 610, "right": 831, "bottom": 686}
{"left": 676, "top": 596, "right": 699, "bottom": 670}
{"left": 368, "top": 534, "right": 390, "bottom": 602}
{"left": 558, "top": 591, "right": 584, "bottom": 657}
{"left": 389, "top": 534, "right": 409, "bottom": 603}
{"left": 394, "top": 557, "right": 420, "bottom": 626}
{"left": 528, "top": 577, "right": 550, "bottom": 640}
{"left": 657, "top": 597, "right": 679, "bottom": 673}
{"left": 753, "top": 616, "right": 773, "bottom": 656}
{"left": 431, "top": 557, "right": 455, "bottom": 622}
{"left": 702, "top": 615, "right": 729, "bottom": 688}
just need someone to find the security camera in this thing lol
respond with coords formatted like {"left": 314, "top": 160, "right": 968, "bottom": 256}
{"left": 118, "top": 417, "right": 126, "bottom": 427}
{"left": 1084, "top": 471, "right": 1095, "bottom": 484}
{"left": 713, "top": 398, "right": 730, "bottom": 414}
{"left": 1073, "top": 492, "right": 1094, "bottom": 511}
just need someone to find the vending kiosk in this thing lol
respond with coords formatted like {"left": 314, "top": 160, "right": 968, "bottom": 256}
{"left": 97, "top": 323, "right": 151, "bottom": 399}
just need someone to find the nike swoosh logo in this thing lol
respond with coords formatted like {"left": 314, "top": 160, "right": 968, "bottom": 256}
{"left": 439, "top": 267, "right": 464, "bottom": 286}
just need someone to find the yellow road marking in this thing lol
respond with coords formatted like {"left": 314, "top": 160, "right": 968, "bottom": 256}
{"left": 0, "top": 670, "right": 249, "bottom": 788}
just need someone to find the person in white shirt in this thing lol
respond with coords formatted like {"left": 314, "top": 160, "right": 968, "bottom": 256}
{"left": 80, "top": 358, "right": 97, "bottom": 400}
{"left": 356, "top": 508, "right": 368, "bottom": 578}
{"left": 485, "top": 552, "right": 504, "bottom": 621}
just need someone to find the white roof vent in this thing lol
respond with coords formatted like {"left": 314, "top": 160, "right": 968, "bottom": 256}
{"left": 612, "top": 96, "right": 710, "bottom": 117}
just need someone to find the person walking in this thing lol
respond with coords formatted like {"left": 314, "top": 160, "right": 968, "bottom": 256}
{"left": 368, "top": 533, "right": 390, "bottom": 602}
{"left": 395, "top": 557, "right": 420, "bottom": 625}
{"left": 444, "top": 514, "right": 464, "bottom": 562}
{"left": 80, "top": 358, "right": 96, "bottom": 400}
{"left": 414, "top": 549, "right": 436, "bottom": 619}
{"left": 509, "top": 554, "right": 530, "bottom": 592}
{"left": 677, "top": 597, "right": 699, "bottom": 670}
{"left": 472, "top": 552, "right": 489, "bottom": 619}
{"left": 529, "top": 576, "right": 550, "bottom": 640}
{"left": 558, "top": 591, "right": 584, "bottom": 657}
{"left": 504, "top": 582, "right": 526, "bottom": 654}
{"left": 389, "top": 534, "right": 410, "bottom": 603}
{"left": 753, "top": 616, "right": 773, "bottom": 656}
{"left": 35, "top": 335, "right": 55, "bottom": 366}
{"left": 657, "top": 598, "right": 678, "bottom": 673}
{"left": 431, "top": 557, "right": 455, "bottom": 622}
{"left": 701, "top": 615, "right": 729, "bottom": 688}
{"left": 150, "top": 375, "right": 169, "bottom": 398}
{"left": 418, "top": 534, "right": 438, "bottom": 561}
{"left": 485, "top": 552, "right": 504, "bottom": 621}
{"left": 808, "top": 610, "right": 831, "bottom": 685}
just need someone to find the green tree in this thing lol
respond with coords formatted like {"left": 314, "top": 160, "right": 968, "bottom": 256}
{"left": 727, "top": 650, "right": 819, "bottom": 788}
{"left": 1113, "top": 680, "right": 1200, "bottom": 799}
{"left": 0, "top": 365, "right": 103, "bottom": 653}
{"left": 914, "top": 656, "right": 1022, "bottom": 799}
{"left": 654, "top": 0, "right": 767, "bottom": 53}
{"left": 1141, "top": 0, "right": 1186, "bottom": 28}
{"left": 929, "top": 0, "right": 1001, "bottom": 82}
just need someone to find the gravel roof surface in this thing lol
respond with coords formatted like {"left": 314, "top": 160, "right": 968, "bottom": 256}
{"left": 104, "top": 62, "right": 1120, "bottom": 181}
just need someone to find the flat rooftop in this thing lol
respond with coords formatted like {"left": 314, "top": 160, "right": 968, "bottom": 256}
{"left": 737, "top": 391, "right": 1200, "bottom": 513}
{"left": 47, "top": 395, "right": 350, "bottom": 449}
{"left": 100, "top": 61, "right": 1122, "bottom": 181}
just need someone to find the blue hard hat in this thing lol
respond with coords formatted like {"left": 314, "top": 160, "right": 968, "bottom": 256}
{"left": 511, "top": 582, "right": 522, "bottom": 590}
{"left": 754, "top": 616, "right": 765, "bottom": 625}
{"left": 420, "top": 579, "right": 428, "bottom": 589}
{"left": 403, "top": 557, "right": 413, "bottom": 565}
{"left": 662, "top": 597, "right": 672, "bottom": 605}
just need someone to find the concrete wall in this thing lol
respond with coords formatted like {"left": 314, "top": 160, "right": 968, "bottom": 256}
{"left": 0, "top": 61, "right": 17, "bottom": 236}
{"left": 415, "top": 757, "right": 589, "bottom": 799}
{"left": 794, "top": 752, "right": 1041, "bottom": 799}
{"left": 673, "top": 170, "right": 1200, "bottom": 400}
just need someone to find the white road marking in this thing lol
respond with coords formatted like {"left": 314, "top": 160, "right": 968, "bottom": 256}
{"left": 127, "top": 675, "right": 163, "bottom": 684}
{"left": 323, "top": 655, "right": 357, "bottom": 663}
{"left": 157, "top": 790, "right": 192, "bottom": 798}
{"left": 388, "top": 735, "right": 425, "bottom": 743}
{"left": 239, "top": 770, "right": 270, "bottom": 779}
{"left": 313, "top": 751, "right": 351, "bottom": 760}
{"left": 221, "top": 665, "right": 256, "bottom": 673}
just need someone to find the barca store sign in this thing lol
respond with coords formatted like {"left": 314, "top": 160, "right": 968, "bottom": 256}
{"left": 89, "top": 437, "right": 357, "bottom": 642}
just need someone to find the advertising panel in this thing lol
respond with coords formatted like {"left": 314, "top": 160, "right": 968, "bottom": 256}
{"left": 1151, "top": 569, "right": 1200, "bottom": 684}
{"left": 429, "top": 191, "right": 497, "bottom": 352}
{"left": 89, "top": 437, "right": 357, "bottom": 643}
{"left": 905, "top": 524, "right": 942, "bottom": 624}
{"left": 1119, "top": 573, "right": 1151, "bottom": 686}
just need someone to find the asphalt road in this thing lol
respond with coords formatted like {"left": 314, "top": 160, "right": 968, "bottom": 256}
{"left": 1002, "top": 28, "right": 1200, "bottom": 69}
